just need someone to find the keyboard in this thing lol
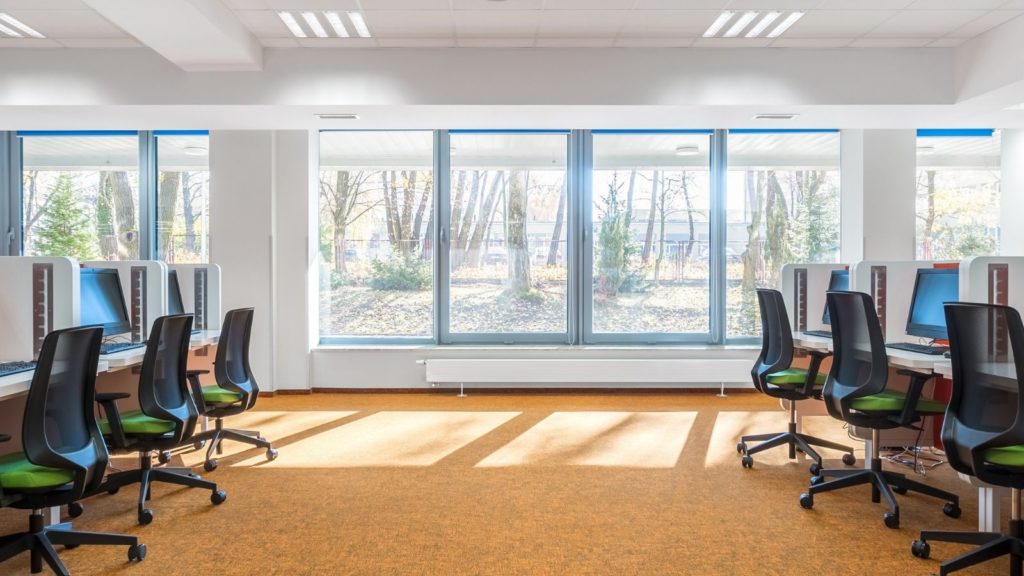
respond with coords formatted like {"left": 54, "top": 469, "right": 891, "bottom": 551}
{"left": 0, "top": 361, "right": 36, "bottom": 377}
{"left": 886, "top": 342, "right": 950, "bottom": 356}
{"left": 803, "top": 330, "right": 833, "bottom": 339}
{"left": 100, "top": 342, "right": 146, "bottom": 355}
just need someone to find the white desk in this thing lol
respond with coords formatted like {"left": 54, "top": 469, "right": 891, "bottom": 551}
{"left": 0, "top": 361, "right": 111, "bottom": 400}
{"left": 793, "top": 332, "right": 943, "bottom": 372}
{"left": 102, "top": 331, "right": 219, "bottom": 370}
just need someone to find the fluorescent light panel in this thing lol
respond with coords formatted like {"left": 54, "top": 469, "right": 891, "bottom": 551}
{"left": 753, "top": 113, "right": 798, "bottom": 120}
{"left": 703, "top": 11, "right": 734, "bottom": 37}
{"left": 724, "top": 11, "right": 758, "bottom": 38}
{"left": 0, "top": 21, "right": 20, "bottom": 37}
{"left": 316, "top": 113, "right": 360, "bottom": 120}
{"left": 348, "top": 12, "right": 371, "bottom": 38}
{"left": 767, "top": 11, "right": 804, "bottom": 38}
{"left": 301, "top": 11, "right": 328, "bottom": 38}
{"left": 746, "top": 11, "right": 781, "bottom": 38}
{"left": 324, "top": 11, "right": 350, "bottom": 38}
{"left": 0, "top": 13, "right": 44, "bottom": 38}
{"left": 278, "top": 11, "right": 306, "bottom": 38}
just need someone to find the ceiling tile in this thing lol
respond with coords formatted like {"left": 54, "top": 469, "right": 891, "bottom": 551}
{"left": 0, "top": 0, "right": 90, "bottom": 8}
{"left": 252, "top": 0, "right": 359, "bottom": 8}
{"left": 725, "top": 0, "right": 821, "bottom": 8}
{"left": 453, "top": 10, "right": 539, "bottom": 36}
{"left": 946, "top": 9, "right": 1022, "bottom": 37}
{"left": 614, "top": 37, "right": 696, "bottom": 47}
{"left": 296, "top": 37, "right": 377, "bottom": 47}
{"left": 260, "top": 37, "right": 300, "bottom": 46}
{"left": 633, "top": 0, "right": 728, "bottom": 8}
{"left": 5, "top": 10, "right": 127, "bottom": 38}
{"left": 543, "top": 0, "right": 634, "bottom": 8}
{"left": 864, "top": 10, "right": 986, "bottom": 37}
{"left": 620, "top": 10, "right": 722, "bottom": 37}
{"left": 56, "top": 37, "right": 141, "bottom": 47}
{"left": 816, "top": 0, "right": 914, "bottom": 6}
{"left": 536, "top": 10, "right": 625, "bottom": 37}
{"left": 691, "top": 37, "right": 772, "bottom": 47}
{"left": 536, "top": 37, "right": 616, "bottom": 47}
{"left": 1001, "top": 0, "right": 1024, "bottom": 8}
{"left": 848, "top": 37, "right": 932, "bottom": 47}
{"left": 235, "top": 10, "right": 290, "bottom": 36}
{"left": 377, "top": 37, "right": 456, "bottom": 46}
{"left": 457, "top": 37, "right": 535, "bottom": 47}
{"left": 927, "top": 37, "right": 967, "bottom": 46}
{"left": 452, "top": 0, "right": 543, "bottom": 8}
{"left": 358, "top": 0, "right": 449, "bottom": 9}
{"left": 768, "top": 37, "right": 855, "bottom": 47}
{"left": 906, "top": 0, "right": 1007, "bottom": 8}
{"left": 0, "top": 37, "right": 60, "bottom": 46}
{"left": 783, "top": 10, "right": 897, "bottom": 38}
{"left": 362, "top": 11, "right": 455, "bottom": 37}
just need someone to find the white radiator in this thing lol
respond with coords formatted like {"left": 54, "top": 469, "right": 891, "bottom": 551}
{"left": 420, "top": 359, "right": 753, "bottom": 387}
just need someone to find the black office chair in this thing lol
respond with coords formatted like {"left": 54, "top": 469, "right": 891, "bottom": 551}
{"left": 799, "top": 291, "right": 961, "bottom": 529}
{"left": 739, "top": 289, "right": 855, "bottom": 473}
{"left": 912, "top": 303, "right": 1024, "bottom": 575}
{"left": 96, "top": 314, "right": 227, "bottom": 525}
{"left": 0, "top": 326, "right": 145, "bottom": 574}
{"left": 186, "top": 308, "right": 277, "bottom": 472}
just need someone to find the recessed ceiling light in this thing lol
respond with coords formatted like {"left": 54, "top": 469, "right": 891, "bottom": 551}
{"left": 916, "top": 145, "right": 936, "bottom": 154}
{"left": 746, "top": 12, "right": 781, "bottom": 38}
{"left": 278, "top": 11, "right": 306, "bottom": 38}
{"left": 182, "top": 146, "right": 208, "bottom": 157}
{"left": 348, "top": 12, "right": 371, "bottom": 38}
{"left": 703, "top": 12, "right": 734, "bottom": 38}
{"left": 753, "top": 113, "right": 798, "bottom": 120}
{"left": 675, "top": 145, "right": 701, "bottom": 157}
{"left": 724, "top": 11, "right": 758, "bottom": 38}
{"left": 324, "top": 12, "right": 349, "bottom": 38}
{"left": 0, "top": 13, "right": 44, "bottom": 38}
{"left": 301, "top": 11, "right": 328, "bottom": 38}
{"left": 0, "top": 21, "right": 20, "bottom": 37}
{"left": 316, "top": 113, "right": 360, "bottom": 120}
{"left": 767, "top": 11, "right": 804, "bottom": 38}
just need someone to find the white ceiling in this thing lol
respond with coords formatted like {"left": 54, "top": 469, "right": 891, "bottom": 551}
{"left": 2, "top": 0, "right": 1024, "bottom": 49}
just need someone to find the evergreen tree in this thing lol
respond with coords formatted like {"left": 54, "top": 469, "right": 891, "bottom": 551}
{"left": 32, "top": 174, "right": 97, "bottom": 260}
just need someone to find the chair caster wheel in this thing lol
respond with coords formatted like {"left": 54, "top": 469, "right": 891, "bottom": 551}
{"left": 157, "top": 451, "right": 171, "bottom": 465}
{"left": 266, "top": 448, "right": 278, "bottom": 461}
{"left": 892, "top": 485, "right": 908, "bottom": 495}
{"left": 809, "top": 462, "right": 822, "bottom": 476}
{"left": 138, "top": 509, "right": 154, "bottom": 525}
{"left": 128, "top": 543, "right": 147, "bottom": 563}
{"left": 211, "top": 490, "right": 227, "bottom": 505}
{"left": 736, "top": 442, "right": 746, "bottom": 455}
{"left": 194, "top": 440, "right": 206, "bottom": 450}
{"left": 810, "top": 475, "right": 824, "bottom": 486}
{"left": 943, "top": 502, "right": 962, "bottom": 519}
{"left": 842, "top": 453, "right": 856, "bottom": 466}
{"left": 204, "top": 459, "right": 218, "bottom": 472}
{"left": 883, "top": 512, "right": 899, "bottom": 529}
{"left": 107, "top": 487, "right": 119, "bottom": 496}
{"left": 68, "top": 502, "right": 84, "bottom": 518}
{"left": 799, "top": 493, "right": 813, "bottom": 509}
{"left": 911, "top": 540, "right": 930, "bottom": 559}
{"left": 741, "top": 455, "right": 753, "bottom": 469}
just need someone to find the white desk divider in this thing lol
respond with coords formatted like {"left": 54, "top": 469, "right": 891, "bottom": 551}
{"left": 959, "top": 256, "right": 1024, "bottom": 310}
{"left": 849, "top": 260, "right": 956, "bottom": 345}
{"left": 168, "top": 264, "right": 222, "bottom": 332}
{"left": 779, "top": 263, "right": 848, "bottom": 333}
{"left": 0, "top": 257, "right": 79, "bottom": 362}
{"left": 82, "top": 260, "right": 167, "bottom": 343}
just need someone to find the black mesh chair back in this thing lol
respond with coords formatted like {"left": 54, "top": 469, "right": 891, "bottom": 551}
{"left": 214, "top": 308, "right": 259, "bottom": 409}
{"left": 751, "top": 289, "right": 795, "bottom": 392}
{"left": 823, "top": 291, "right": 889, "bottom": 422}
{"left": 22, "top": 326, "right": 107, "bottom": 498}
{"left": 943, "top": 302, "right": 1024, "bottom": 487}
{"left": 139, "top": 314, "right": 198, "bottom": 442}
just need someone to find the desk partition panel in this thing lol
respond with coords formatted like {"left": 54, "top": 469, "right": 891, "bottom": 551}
{"left": 168, "top": 264, "right": 222, "bottom": 332}
{"left": 0, "top": 256, "right": 79, "bottom": 362}
{"left": 849, "top": 260, "right": 956, "bottom": 345}
{"left": 779, "top": 263, "right": 848, "bottom": 334}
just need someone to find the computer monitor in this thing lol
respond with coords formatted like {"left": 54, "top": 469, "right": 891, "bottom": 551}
{"left": 168, "top": 270, "right": 186, "bottom": 315}
{"left": 821, "top": 269, "right": 849, "bottom": 326}
{"left": 906, "top": 268, "right": 959, "bottom": 340}
{"left": 79, "top": 268, "right": 132, "bottom": 336}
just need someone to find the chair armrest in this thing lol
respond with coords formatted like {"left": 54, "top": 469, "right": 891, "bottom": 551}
{"left": 95, "top": 394, "right": 130, "bottom": 450}
{"left": 895, "top": 370, "right": 935, "bottom": 427}
{"left": 186, "top": 372, "right": 207, "bottom": 415}
{"left": 0, "top": 434, "right": 10, "bottom": 443}
{"left": 186, "top": 369, "right": 210, "bottom": 376}
{"left": 800, "top": 350, "right": 832, "bottom": 397}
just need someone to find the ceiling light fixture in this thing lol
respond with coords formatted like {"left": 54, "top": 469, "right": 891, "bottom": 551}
{"left": 301, "top": 11, "right": 328, "bottom": 38}
{"left": 316, "top": 113, "right": 360, "bottom": 120}
{"left": 746, "top": 11, "right": 781, "bottom": 38}
{"left": 0, "top": 21, "right": 21, "bottom": 37}
{"left": 0, "top": 13, "right": 43, "bottom": 38}
{"left": 767, "top": 11, "right": 804, "bottom": 38}
{"left": 753, "top": 113, "right": 798, "bottom": 120}
{"left": 724, "top": 11, "right": 758, "bottom": 38}
{"left": 278, "top": 11, "right": 306, "bottom": 38}
{"left": 324, "top": 12, "right": 350, "bottom": 38}
{"left": 675, "top": 145, "right": 701, "bottom": 157}
{"left": 703, "top": 11, "right": 734, "bottom": 38}
{"left": 348, "top": 12, "right": 371, "bottom": 38}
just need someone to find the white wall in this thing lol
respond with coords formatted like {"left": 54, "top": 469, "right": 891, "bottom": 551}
{"left": 1002, "top": 129, "right": 1024, "bottom": 256}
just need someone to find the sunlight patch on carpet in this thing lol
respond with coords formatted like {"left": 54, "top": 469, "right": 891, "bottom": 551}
{"left": 235, "top": 411, "right": 519, "bottom": 467}
{"left": 476, "top": 411, "right": 696, "bottom": 468}
{"left": 705, "top": 411, "right": 854, "bottom": 468}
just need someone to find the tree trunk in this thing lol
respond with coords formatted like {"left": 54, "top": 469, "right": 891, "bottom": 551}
{"left": 546, "top": 183, "right": 566, "bottom": 266}
{"left": 411, "top": 174, "right": 432, "bottom": 254}
{"left": 157, "top": 170, "right": 181, "bottom": 261}
{"left": 182, "top": 171, "right": 198, "bottom": 255}
{"left": 764, "top": 170, "right": 790, "bottom": 286}
{"left": 922, "top": 170, "right": 936, "bottom": 259}
{"left": 641, "top": 171, "right": 658, "bottom": 263}
{"left": 469, "top": 172, "right": 504, "bottom": 267}
{"left": 96, "top": 172, "right": 116, "bottom": 260}
{"left": 332, "top": 171, "right": 352, "bottom": 273}
{"left": 625, "top": 169, "right": 636, "bottom": 228}
{"left": 457, "top": 171, "right": 481, "bottom": 251}
{"left": 107, "top": 171, "right": 137, "bottom": 259}
{"left": 505, "top": 170, "right": 531, "bottom": 293}
{"left": 681, "top": 174, "right": 696, "bottom": 280}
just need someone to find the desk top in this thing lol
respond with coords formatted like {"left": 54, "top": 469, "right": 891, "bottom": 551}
{"left": 0, "top": 361, "right": 110, "bottom": 400}
{"left": 793, "top": 331, "right": 944, "bottom": 374}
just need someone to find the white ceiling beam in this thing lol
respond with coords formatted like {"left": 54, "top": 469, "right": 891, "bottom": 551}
{"left": 955, "top": 14, "right": 1024, "bottom": 107}
{"left": 81, "top": 0, "right": 262, "bottom": 71}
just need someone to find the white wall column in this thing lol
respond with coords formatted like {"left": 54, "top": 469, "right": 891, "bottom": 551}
{"left": 1001, "top": 129, "right": 1024, "bottom": 256}
{"left": 840, "top": 129, "right": 918, "bottom": 262}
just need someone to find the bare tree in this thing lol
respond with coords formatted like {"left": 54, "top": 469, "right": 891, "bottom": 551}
{"left": 505, "top": 170, "right": 531, "bottom": 293}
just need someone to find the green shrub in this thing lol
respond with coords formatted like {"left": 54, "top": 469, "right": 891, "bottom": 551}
{"left": 369, "top": 254, "right": 431, "bottom": 291}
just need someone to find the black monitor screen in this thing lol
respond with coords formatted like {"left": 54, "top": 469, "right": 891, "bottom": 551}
{"left": 821, "top": 269, "right": 849, "bottom": 325}
{"left": 906, "top": 268, "right": 959, "bottom": 339}
{"left": 168, "top": 270, "right": 186, "bottom": 315}
{"left": 79, "top": 268, "right": 131, "bottom": 336}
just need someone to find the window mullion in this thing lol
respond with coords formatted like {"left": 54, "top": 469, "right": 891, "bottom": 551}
{"left": 435, "top": 130, "right": 451, "bottom": 345}
{"left": 710, "top": 129, "right": 728, "bottom": 345}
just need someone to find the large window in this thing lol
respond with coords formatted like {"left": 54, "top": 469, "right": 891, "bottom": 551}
{"left": 318, "top": 131, "right": 435, "bottom": 341}
{"left": 156, "top": 132, "right": 210, "bottom": 263}
{"left": 725, "top": 131, "right": 841, "bottom": 338}
{"left": 447, "top": 132, "right": 568, "bottom": 340}
{"left": 915, "top": 130, "right": 1000, "bottom": 260}
{"left": 589, "top": 132, "right": 712, "bottom": 340}
{"left": 21, "top": 133, "right": 141, "bottom": 261}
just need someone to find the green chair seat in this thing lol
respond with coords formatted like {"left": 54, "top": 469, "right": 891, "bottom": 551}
{"left": 0, "top": 452, "right": 74, "bottom": 490}
{"left": 850, "top": 390, "right": 946, "bottom": 414}
{"left": 983, "top": 445, "right": 1024, "bottom": 468}
{"left": 99, "top": 410, "right": 175, "bottom": 435}
{"left": 202, "top": 385, "right": 242, "bottom": 404}
{"left": 767, "top": 368, "right": 826, "bottom": 387}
